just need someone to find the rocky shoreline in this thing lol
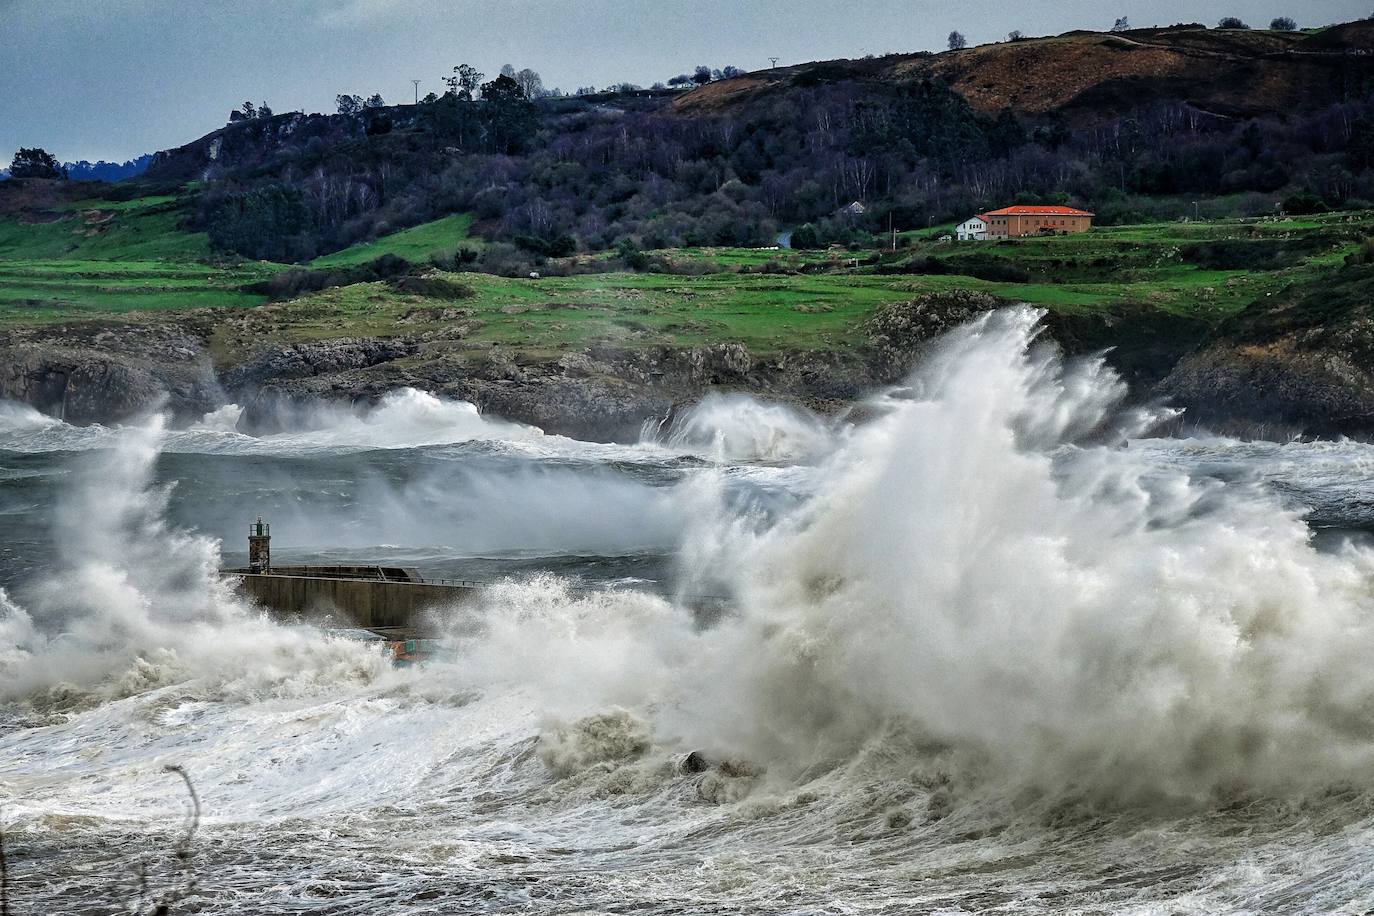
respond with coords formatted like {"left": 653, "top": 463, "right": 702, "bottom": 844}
{"left": 4, "top": 286, "right": 1374, "bottom": 441}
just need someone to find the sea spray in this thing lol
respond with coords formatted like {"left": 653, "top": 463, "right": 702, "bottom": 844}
{"left": 0, "top": 415, "right": 391, "bottom": 707}
{"left": 258, "top": 387, "right": 546, "bottom": 451}
{"left": 10, "top": 312, "right": 1374, "bottom": 910}
{"left": 654, "top": 393, "right": 836, "bottom": 463}
{"left": 670, "top": 308, "right": 1374, "bottom": 801}
{"left": 432, "top": 308, "right": 1374, "bottom": 805}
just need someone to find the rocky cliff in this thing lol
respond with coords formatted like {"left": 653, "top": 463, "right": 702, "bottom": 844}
{"left": 1156, "top": 263, "right": 1374, "bottom": 436}
{"left": 0, "top": 292, "right": 1220, "bottom": 440}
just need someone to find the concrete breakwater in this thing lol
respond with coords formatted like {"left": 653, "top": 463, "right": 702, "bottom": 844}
{"left": 225, "top": 565, "right": 481, "bottom": 632}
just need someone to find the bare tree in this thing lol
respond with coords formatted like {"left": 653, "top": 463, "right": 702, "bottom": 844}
{"left": 1111, "top": 16, "right": 1130, "bottom": 32}
{"left": 513, "top": 68, "right": 544, "bottom": 98}
{"left": 1008, "top": 30, "right": 1024, "bottom": 41}
{"left": 948, "top": 30, "right": 967, "bottom": 50}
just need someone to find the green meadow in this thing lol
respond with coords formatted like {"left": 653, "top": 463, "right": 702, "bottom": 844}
{"left": 310, "top": 214, "right": 477, "bottom": 268}
{"left": 4, "top": 192, "right": 1370, "bottom": 365}
{"left": 0, "top": 193, "right": 277, "bottom": 320}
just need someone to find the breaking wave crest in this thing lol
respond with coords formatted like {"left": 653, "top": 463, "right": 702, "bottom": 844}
{"left": 12, "top": 307, "right": 1374, "bottom": 911}
{"left": 446, "top": 308, "right": 1374, "bottom": 804}
{"left": 653, "top": 393, "right": 835, "bottom": 462}
{"left": 0, "top": 417, "right": 391, "bottom": 711}
{"left": 250, "top": 387, "right": 547, "bottom": 452}
{"left": 0, "top": 389, "right": 550, "bottom": 457}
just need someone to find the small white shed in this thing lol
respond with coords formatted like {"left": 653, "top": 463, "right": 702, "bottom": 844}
{"left": 956, "top": 216, "right": 989, "bottom": 241}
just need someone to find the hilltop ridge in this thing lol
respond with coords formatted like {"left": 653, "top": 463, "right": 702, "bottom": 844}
{"left": 675, "top": 20, "right": 1374, "bottom": 119}
{"left": 123, "top": 18, "right": 1374, "bottom": 267}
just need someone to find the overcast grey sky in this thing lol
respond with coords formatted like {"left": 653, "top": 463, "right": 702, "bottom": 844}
{"left": 0, "top": 0, "right": 1367, "bottom": 166}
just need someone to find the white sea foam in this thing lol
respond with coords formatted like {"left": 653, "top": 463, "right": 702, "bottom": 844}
{"left": 10, "top": 308, "right": 1374, "bottom": 912}
{"left": 670, "top": 309, "right": 1374, "bottom": 801}
{"left": 187, "top": 403, "right": 244, "bottom": 433}
{"left": 654, "top": 393, "right": 836, "bottom": 462}
{"left": 0, "top": 416, "right": 390, "bottom": 707}
{"left": 428, "top": 308, "right": 1374, "bottom": 805}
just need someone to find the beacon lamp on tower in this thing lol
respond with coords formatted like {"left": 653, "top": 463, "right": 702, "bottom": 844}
{"left": 248, "top": 517, "right": 271, "bottom": 573}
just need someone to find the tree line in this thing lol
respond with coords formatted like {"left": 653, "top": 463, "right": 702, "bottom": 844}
{"left": 185, "top": 65, "right": 1374, "bottom": 265}
{"left": 953, "top": 15, "right": 1308, "bottom": 48}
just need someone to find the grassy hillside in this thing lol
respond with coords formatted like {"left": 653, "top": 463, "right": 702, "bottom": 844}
{"left": 3, "top": 195, "right": 1369, "bottom": 369}
{"left": 0, "top": 196, "right": 207, "bottom": 261}
{"left": 0, "top": 190, "right": 276, "bottom": 320}
{"left": 203, "top": 211, "right": 1374, "bottom": 364}
{"left": 310, "top": 214, "right": 476, "bottom": 268}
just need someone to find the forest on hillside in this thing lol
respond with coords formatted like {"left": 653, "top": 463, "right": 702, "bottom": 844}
{"left": 181, "top": 52, "right": 1374, "bottom": 265}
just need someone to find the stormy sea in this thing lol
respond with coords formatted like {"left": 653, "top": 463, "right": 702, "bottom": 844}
{"left": 4, "top": 308, "right": 1374, "bottom": 914}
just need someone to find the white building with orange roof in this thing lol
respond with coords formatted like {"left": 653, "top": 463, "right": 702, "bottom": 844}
{"left": 956, "top": 214, "right": 989, "bottom": 241}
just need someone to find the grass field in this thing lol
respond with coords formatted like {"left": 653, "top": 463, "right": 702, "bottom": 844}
{"left": 207, "top": 210, "right": 1366, "bottom": 363}
{"left": 0, "top": 193, "right": 277, "bottom": 320}
{"left": 4, "top": 200, "right": 1371, "bottom": 361}
{"left": 211, "top": 271, "right": 929, "bottom": 362}
{"left": 310, "top": 214, "right": 476, "bottom": 268}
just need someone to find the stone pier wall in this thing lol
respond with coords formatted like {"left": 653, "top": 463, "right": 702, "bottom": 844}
{"left": 229, "top": 573, "right": 480, "bottom": 629}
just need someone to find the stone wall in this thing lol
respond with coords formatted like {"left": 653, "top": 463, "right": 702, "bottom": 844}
{"left": 230, "top": 573, "right": 479, "bottom": 629}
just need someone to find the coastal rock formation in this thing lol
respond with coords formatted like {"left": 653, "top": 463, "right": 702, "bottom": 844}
{"left": 6, "top": 273, "right": 1371, "bottom": 442}
{"left": 0, "top": 321, "right": 217, "bottom": 424}
{"left": 1156, "top": 266, "right": 1374, "bottom": 436}
{"left": 864, "top": 291, "right": 1208, "bottom": 390}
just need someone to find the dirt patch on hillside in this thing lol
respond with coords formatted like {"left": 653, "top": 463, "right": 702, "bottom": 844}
{"left": 670, "top": 25, "right": 1374, "bottom": 121}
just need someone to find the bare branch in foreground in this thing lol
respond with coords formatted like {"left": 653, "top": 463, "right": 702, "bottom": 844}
{"left": 1, "top": 802, "right": 10, "bottom": 916}
{"left": 134, "top": 764, "right": 202, "bottom": 916}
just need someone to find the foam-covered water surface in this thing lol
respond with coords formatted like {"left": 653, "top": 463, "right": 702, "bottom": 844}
{"left": 5, "top": 308, "right": 1374, "bottom": 913}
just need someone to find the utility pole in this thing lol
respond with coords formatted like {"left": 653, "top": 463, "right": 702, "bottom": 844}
{"left": 769, "top": 57, "right": 779, "bottom": 68}
{"left": 412, "top": 79, "right": 422, "bottom": 104}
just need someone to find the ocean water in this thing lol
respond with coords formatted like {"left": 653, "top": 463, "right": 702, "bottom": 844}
{"left": 4, "top": 308, "right": 1374, "bottom": 913}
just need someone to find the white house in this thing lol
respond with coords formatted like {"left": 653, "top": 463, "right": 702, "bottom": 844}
{"left": 956, "top": 215, "right": 989, "bottom": 241}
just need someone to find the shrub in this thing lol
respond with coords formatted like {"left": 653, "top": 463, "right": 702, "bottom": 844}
{"left": 387, "top": 274, "right": 476, "bottom": 299}
{"left": 243, "top": 254, "right": 415, "bottom": 299}
{"left": 790, "top": 223, "right": 820, "bottom": 250}
{"left": 513, "top": 233, "right": 578, "bottom": 257}
{"left": 429, "top": 247, "right": 481, "bottom": 271}
{"left": 1282, "top": 191, "right": 1328, "bottom": 215}
{"left": 1346, "top": 238, "right": 1374, "bottom": 267}
{"left": 1181, "top": 238, "right": 1332, "bottom": 271}
{"left": 615, "top": 237, "right": 650, "bottom": 270}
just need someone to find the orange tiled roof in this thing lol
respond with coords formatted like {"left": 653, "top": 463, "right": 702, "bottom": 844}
{"left": 982, "top": 206, "right": 1095, "bottom": 216}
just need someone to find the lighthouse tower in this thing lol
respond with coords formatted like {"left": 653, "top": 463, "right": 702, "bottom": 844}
{"left": 248, "top": 517, "right": 271, "bottom": 573}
